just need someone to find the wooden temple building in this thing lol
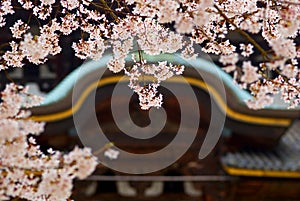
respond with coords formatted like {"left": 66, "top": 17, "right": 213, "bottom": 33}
{"left": 2, "top": 53, "right": 300, "bottom": 201}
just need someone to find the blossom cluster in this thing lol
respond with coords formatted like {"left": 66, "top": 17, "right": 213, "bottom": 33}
{"left": 126, "top": 0, "right": 300, "bottom": 109}
{"left": 0, "top": 0, "right": 299, "bottom": 110}
{"left": 106, "top": 15, "right": 191, "bottom": 109}
{"left": 0, "top": 83, "right": 98, "bottom": 201}
{"left": 123, "top": 55, "right": 185, "bottom": 109}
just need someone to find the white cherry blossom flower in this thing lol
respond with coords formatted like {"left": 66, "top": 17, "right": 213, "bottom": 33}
{"left": 241, "top": 61, "right": 261, "bottom": 84}
{"left": 240, "top": 44, "right": 254, "bottom": 57}
{"left": 104, "top": 148, "right": 120, "bottom": 160}
{"left": 10, "top": 20, "right": 29, "bottom": 39}
{"left": 270, "top": 38, "right": 297, "bottom": 59}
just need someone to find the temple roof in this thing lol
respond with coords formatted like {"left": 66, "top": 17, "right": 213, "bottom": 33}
{"left": 222, "top": 120, "right": 300, "bottom": 177}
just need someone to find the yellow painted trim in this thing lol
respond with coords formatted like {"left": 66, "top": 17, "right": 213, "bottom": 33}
{"left": 30, "top": 76, "right": 292, "bottom": 126}
{"left": 223, "top": 165, "right": 300, "bottom": 178}
{"left": 31, "top": 76, "right": 122, "bottom": 122}
{"left": 185, "top": 78, "right": 291, "bottom": 126}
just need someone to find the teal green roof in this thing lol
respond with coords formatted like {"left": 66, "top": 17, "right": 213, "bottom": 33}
{"left": 41, "top": 55, "right": 111, "bottom": 105}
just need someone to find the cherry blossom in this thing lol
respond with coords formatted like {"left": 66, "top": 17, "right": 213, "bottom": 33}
{"left": 270, "top": 38, "right": 297, "bottom": 59}
{"left": 104, "top": 148, "right": 120, "bottom": 160}
{"left": 18, "top": 0, "right": 34, "bottom": 9}
{"left": 0, "top": 84, "right": 98, "bottom": 200}
{"left": 10, "top": 20, "right": 29, "bottom": 39}
{"left": 219, "top": 53, "right": 239, "bottom": 65}
{"left": 61, "top": 0, "right": 80, "bottom": 10}
{"left": 241, "top": 61, "right": 261, "bottom": 85}
{"left": 240, "top": 44, "right": 254, "bottom": 57}
{"left": 134, "top": 83, "right": 163, "bottom": 110}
